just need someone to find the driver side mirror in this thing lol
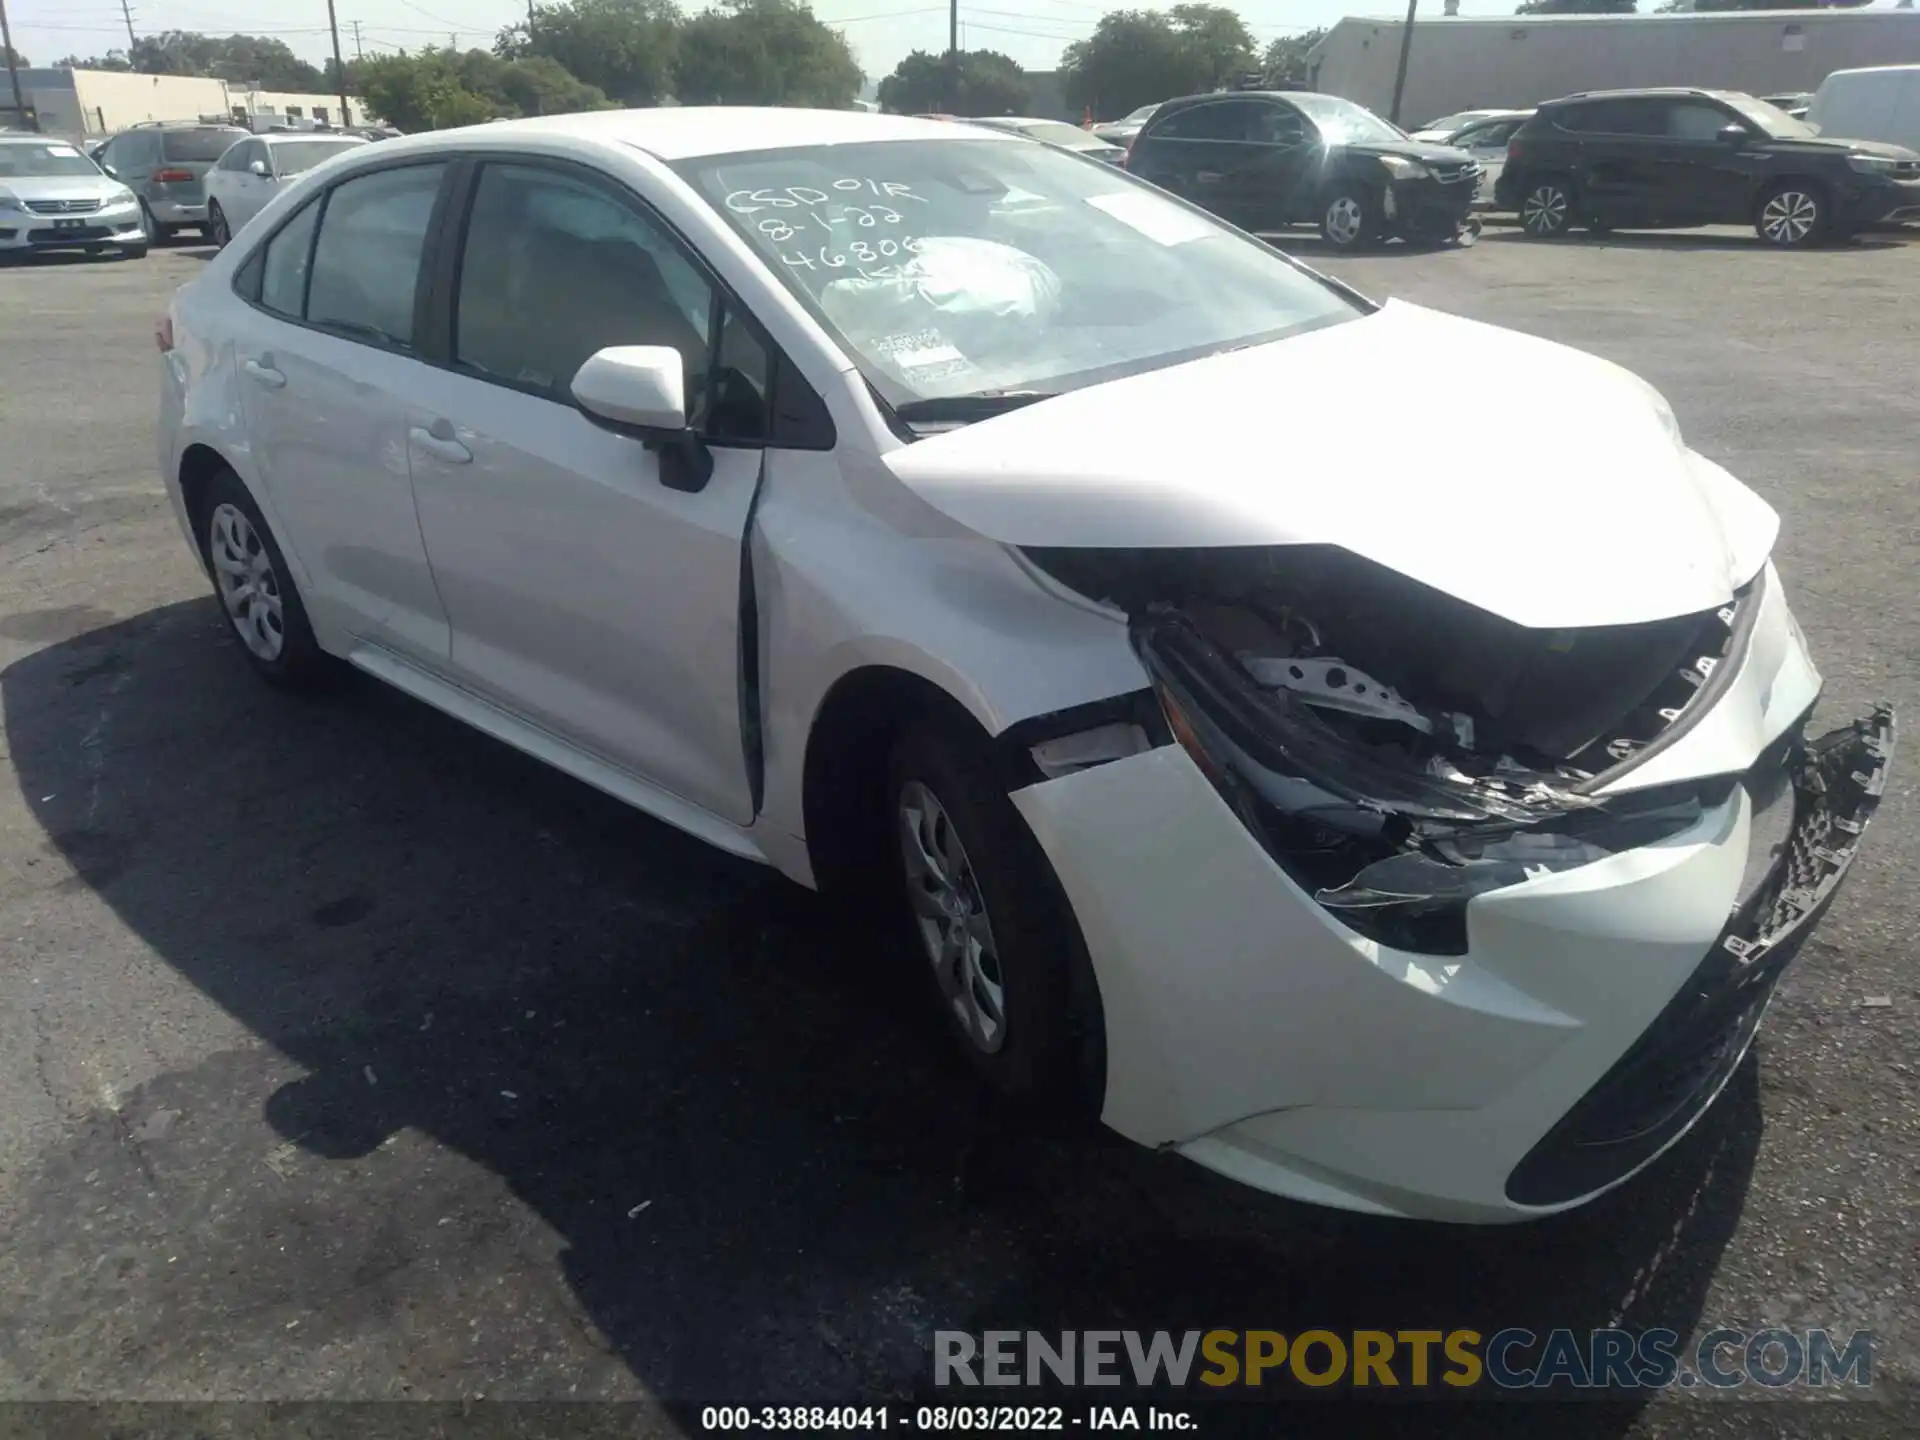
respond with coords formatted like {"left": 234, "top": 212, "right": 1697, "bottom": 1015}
{"left": 248, "top": 159, "right": 271, "bottom": 177}
{"left": 1716, "top": 123, "right": 1750, "bottom": 145}
{"left": 571, "top": 345, "right": 713, "bottom": 493}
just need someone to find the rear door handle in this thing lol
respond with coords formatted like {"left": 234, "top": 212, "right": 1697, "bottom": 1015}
{"left": 409, "top": 422, "right": 472, "bottom": 465}
{"left": 242, "top": 357, "right": 285, "bottom": 389}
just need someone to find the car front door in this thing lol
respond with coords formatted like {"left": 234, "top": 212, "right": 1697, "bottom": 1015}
{"left": 226, "top": 140, "right": 273, "bottom": 226}
{"left": 397, "top": 158, "right": 767, "bottom": 825}
{"left": 231, "top": 162, "right": 454, "bottom": 662}
{"left": 1651, "top": 99, "right": 1764, "bottom": 225}
{"left": 1452, "top": 118, "right": 1521, "bottom": 205}
{"left": 1242, "top": 99, "right": 1318, "bottom": 227}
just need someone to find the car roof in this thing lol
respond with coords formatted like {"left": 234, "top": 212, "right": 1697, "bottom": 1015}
{"left": 358, "top": 107, "right": 973, "bottom": 162}
{"left": 1544, "top": 87, "right": 1746, "bottom": 104}
{"left": 261, "top": 132, "right": 366, "bottom": 144}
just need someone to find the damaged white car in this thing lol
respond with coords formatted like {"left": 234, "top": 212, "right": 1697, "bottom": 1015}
{"left": 156, "top": 109, "right": 1893, "bottom": 1223}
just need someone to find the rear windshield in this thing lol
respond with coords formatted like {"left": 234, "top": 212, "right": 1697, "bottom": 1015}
{"left": 270, "top": 139, "right": 363, "bottom": 175}
{"left": 162, "top": 129, "right": 249, "bottom": 162}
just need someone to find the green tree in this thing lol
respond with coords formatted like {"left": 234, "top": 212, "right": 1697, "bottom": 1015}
{"left": 1686, "top": 0, "right": 1869, "bottom": 9}
{"left": 672, "top": 0, "right": 862, "bottom": 105}
{"left": 500, "top": 0, "right": 681, "bottom": 106}
{"left": 2, "top": 45, "right": 29, "bottom": 68}
{"left": 1061, "top": 6, "right": 1255, "bottom": 120}
{"left": 56, "top": 52, "right": 133, "bottom": 71}
{"left": 877, "top": 48, "right": 1029, "bottom": 115}
{"left": 354, "top": 48, "right": 611, "bottom": 131}
{"left": 1261, "top": 27, "right": 1324, "bottom": 84}
{"left": 1514, "top": 0, "right": 1635, "bottom": 12}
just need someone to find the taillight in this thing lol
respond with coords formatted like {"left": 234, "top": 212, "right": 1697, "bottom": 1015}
{"left": 1506, "top": 138, "right": 1521, "bottom": 162}
{"left": 153, "top": 168, "right": 194, "bottom": 183}
{"left": 155, "top": 315, "right": 174, "bottom": 352}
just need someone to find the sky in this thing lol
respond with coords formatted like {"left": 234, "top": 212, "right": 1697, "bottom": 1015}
{"left": 10, "top": 0, "right": 1435, "bottom": 88}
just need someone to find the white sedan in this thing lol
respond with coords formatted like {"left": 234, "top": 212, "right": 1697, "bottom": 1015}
{"left": 156, "top": 108, "right": 1891, "bottom": 1223}
{"left": 203, "top": 132, "right": 367, "bottom": 247}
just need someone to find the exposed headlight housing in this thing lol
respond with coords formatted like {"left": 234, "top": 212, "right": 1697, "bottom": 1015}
{"left": 1847, "top": 153, "right": 1904, "bottom": 175}
{"left": 1379, "top": 155, "right": 1430, "bottom": 181}
{"left": 1137, "top": 609, "right": 1728, "bottom": 956}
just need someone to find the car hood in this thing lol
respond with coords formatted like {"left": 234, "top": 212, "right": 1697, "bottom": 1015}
{"left": 0, "top": 174, "right": 124, "bottom": 203}
{"left": 1340, "top": 140, "right": 1476, "bottom": 165}
{"left": 882, "top": 299, "right": 1779, "bottom": 630}
{"left": 1772, "top": 135, "right": 1920, "bottom": 162}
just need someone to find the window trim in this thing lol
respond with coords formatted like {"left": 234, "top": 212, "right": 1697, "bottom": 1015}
{"left": 1142, "top": 97, "right": 1270, "bottom": 145}
{"left": 423, "top": 150, "right": 832, "bottom": 452}
{"left": 228, "top": 152, "right": 458, "bottom": 356}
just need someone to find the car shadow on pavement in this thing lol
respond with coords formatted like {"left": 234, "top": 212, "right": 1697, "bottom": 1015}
{"left": 1, "top": 599, "right": 1762, "bottom": 1431}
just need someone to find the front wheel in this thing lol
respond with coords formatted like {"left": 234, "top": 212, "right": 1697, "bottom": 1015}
{"left": 887, "top": 721, "right": 1101, "bottom": 1109}
{"left": 1757, "top": 184, "right": 1826, "bottom": 248}
{"left": 1519, "top": 179, "right": 1575, "bottom": 238}
{"left": 1319, "top": 184, "right": 1379, "bottom": 252}
{"left": 208, "top": 201, "right": 231, "bottom": 249}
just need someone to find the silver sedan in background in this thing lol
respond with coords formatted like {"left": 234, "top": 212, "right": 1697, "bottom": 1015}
{"left": 204, "top": 132, "right": 368, "bottom": 247}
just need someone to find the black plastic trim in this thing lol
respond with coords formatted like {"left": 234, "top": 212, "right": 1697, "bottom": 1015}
{"left": 996, "top": 689, "right": 1170, "bottom": 789}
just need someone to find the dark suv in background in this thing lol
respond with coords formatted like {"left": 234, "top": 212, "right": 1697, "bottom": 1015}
{"left": 1125, "top": 90, "right": 1481, "bottom": 250}
{"left": 1496, "top": 87, "right": 1920, "bottom": 247}
{"left": 95, "top": 122, "right": 250, "bottom": 243}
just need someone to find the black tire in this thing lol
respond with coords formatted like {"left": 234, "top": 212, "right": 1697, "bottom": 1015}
{"left": 886, "top": 720, "right": 1103, "bottom": 1111}
{"left": 1318, "top": 181, "right": 1380, "bottom": 252}
{"left": 1756, "top": 182, "right": 1827, "bottom": 248}
{"left": 139, "top": 200, "right": 172, "bottom": 245}
{"left": 195, "top": 467, "right": 331, "bottom": 689}
{"left": 1519, "top": 177, "right": 1575, "bottom": 238}
{"left": 208, "top": 201, "right": 231, "bottom": 249}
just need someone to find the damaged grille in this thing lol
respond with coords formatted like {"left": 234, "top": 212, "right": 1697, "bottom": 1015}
{"left": 1504, "top": 705, "right": 1894, "bottom": 1208}
{"left": 1428, "top": 163, "right": 1480, "bottom": 186}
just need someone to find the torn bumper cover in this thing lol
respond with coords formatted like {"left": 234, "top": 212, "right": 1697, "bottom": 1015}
{"left": 1506, "top": 704, "right": 1894, "bottom": 1207}
{"left": 1007, "top": 561, "right": 1890, "bottom": 1220}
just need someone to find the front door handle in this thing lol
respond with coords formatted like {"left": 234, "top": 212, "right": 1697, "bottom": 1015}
{"left": 242, "top": 357, "right": 285, "bottom": 389}
{"left": 409, "top": 421, "right": 472, "bottom": 465}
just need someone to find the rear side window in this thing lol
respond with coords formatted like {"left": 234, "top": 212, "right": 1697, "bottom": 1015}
{"left": 1554, "top": 100, "right": 1660, "bottom": 136}
{"left": 305, "top": 163, "right": 446, "bottom": 350}
{"left": 162, "top": 128, "right": 248, "bottom": 163}
{"left": 258, "top": 199, "right": 320, "bottom": 318}
{"left": 1150, "top": 101, "right": 1257, "bottom": 142}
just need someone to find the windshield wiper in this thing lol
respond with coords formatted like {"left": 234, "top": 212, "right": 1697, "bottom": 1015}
{"left": 893, "top": 390, "right": 1056, "bottom": 424}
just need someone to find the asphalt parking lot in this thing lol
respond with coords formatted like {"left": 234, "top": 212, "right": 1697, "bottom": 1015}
{"left": 1, "top": 226, "right": 1916, "bottom": 1436}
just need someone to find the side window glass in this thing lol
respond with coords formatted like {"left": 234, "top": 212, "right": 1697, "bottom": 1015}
{"left": 306, "top": 163, "right": 445, "bottom": 350}
{"left": 258, "top": 198, "right": 321, "bottom": 318}
{"left": 454, "top": 163, "right": 714, "bottom": 401}
{"left": 1586, "top": 100, "right": 1660, "bottom": 136}
{"left": 701, "top": 306, "right": 771, "bottom": 444}
{"left": 1153, "top": 104, "right": 1242, "bottom": 142}
{"left": 1667, "top": 103, "right": 1734, "bottom": 141}
{"left": 1250, "top": 105, "right": 1307, "bottom": 147}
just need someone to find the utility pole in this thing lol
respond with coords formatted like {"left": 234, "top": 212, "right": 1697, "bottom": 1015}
{"left": 325, "top": 0, "right": 350, "bottom": 125}
{"left": 120, "top": 0, "right": 139, "bottom": 62}
{"left": 351, "top": 18, "right": 364, "bottom": 59}
{"left": 526, "top": 0, "right": 537, "bottom": 43}
{"left": 1387, "top": 0, "right": 1417, "bottom": 126}
{"left": 1, "top": 0, "right": 37, "bottom": 132}
{"left": 947, "top": 0, "right": 958, "bottom": 112}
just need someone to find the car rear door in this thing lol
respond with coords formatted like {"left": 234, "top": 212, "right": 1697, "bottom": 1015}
{"left": 225, "top": 139, "right": 275, "bottom": 227}
{"left": 1128, "top": 98, "right": 1272, "bottom": 227}
{"left": 229, "top": 160, "right": 454, "bottom": 663}
{"left": 1559, "top": 98, "right": 1665, "bottom": 225}
{"left": 394, "top": 156, "right": 770, "bottom": 825}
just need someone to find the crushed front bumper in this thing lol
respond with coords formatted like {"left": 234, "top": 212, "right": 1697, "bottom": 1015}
{"left": 1010, "top": 572, "right": 1890, "bottom": 1221}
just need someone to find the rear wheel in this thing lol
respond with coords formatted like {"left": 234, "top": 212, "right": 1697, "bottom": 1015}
{"left": 887, "top": 721, "right": 1101, "bottom": 1110}
{"left": 208, "top": 200, "right": 231, "bottom": 249}
{"left": 1519, "top": 178, "right": 1574, "bottom": 238}
{"left": 1756, "top": 183, "right": 1826, "bottom": 248}
{"left": 197, "top": 468, "right": 330, "bottom": 688}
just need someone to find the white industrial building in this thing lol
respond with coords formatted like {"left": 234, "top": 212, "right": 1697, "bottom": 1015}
{"left": 3, "top": 68, "right": 374, "bottom": 138}
{"left": 1307, "top": 8, "right": 1920, "bottom": 128}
